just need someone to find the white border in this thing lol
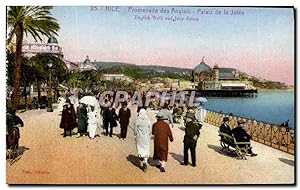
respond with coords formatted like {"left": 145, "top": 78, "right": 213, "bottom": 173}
{"left": 0, "top": 1, "right": 298, "bottom": 190}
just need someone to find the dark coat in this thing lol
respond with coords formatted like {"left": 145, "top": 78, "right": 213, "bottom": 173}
{"left": 219, "top": 123, "right": 232, "bottom": 135}
{"left": 60, "top": 107, "right": 76, "bottom": 131}
{"left": 103, "top": 108, "right": 119, "bottom": 127}
{"left": 118, "top": 108, "right": 131, "bottom": 127}
{"left": 77, "top": 104, "right": 88, "bottom": 133}
{"left": 6, "top": 113, "right": 23, "bottom": 149}
{"left": 100, "top": 105, "right": 109, "bottom": 115}
{"left": 69, "top": 105, "right": 77, "bottom": 129}
{"left": 6, "top": 113, "right": 24, "bottom": 128}
{"left": 184, "top": 120, "right": 201, "bottom": 144}
{"left": 231, "top": 125, "right": 252, "bottom": 142}
{"left": 152, "top": 120, "right": 173, "bottom": 161}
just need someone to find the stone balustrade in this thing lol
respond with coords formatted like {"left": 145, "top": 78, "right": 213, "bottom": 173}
{"left": 204, "top": 109, "right": 295, "bottom": 155}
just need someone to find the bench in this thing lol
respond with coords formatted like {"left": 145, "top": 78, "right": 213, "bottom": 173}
{"left": 218, "top": 131, "right": 251, "bottom": 160}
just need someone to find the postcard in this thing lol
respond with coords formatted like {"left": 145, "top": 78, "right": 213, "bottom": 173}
{"left": 5, "top": 6, "right": 295, "bottom": 185}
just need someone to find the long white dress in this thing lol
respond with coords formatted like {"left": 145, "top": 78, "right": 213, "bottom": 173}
{"left": 135, "top": 109, "right": 152, "bottom": 158}
{"left": 195, "top": 106, "right": 207, "bottom": 124}
{"left": 87, "top": 110, "right": 98, "bottom": 138}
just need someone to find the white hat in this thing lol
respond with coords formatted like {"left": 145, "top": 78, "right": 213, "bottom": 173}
{"left": 188, "top": 109, "right": 195, "bottom": 114}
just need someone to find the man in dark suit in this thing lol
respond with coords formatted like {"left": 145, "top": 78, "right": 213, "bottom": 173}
{"left": 181, "top": 109, "right": 202, "bottom": 167}
{"left": 231, "top": 120, "right": 257, "bottom": 157}
{"left": 103, "top": 105, "right": 119, "bottom": 137}
{"left": 219, "top": 117, "right": 231, "bottom": 135}
{"left": 219, "top": 117, "right": 235, "bottom": 147}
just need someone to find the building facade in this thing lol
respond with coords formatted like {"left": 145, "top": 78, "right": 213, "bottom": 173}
{"left": 103, "top": 73, "right": 133, "bottom": 82}
{"left": 79, "top": 56, "right": 97, "bottom": 71}
{"left": 21, "top": 36, "right": 80, "bottom": 71}
{"left": 192, "top": 57, "right": 255, "bottom": 90}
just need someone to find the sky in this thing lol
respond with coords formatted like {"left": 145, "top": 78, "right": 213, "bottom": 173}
{"left": 48, "top": 6, "right": 294, "bottom": 85}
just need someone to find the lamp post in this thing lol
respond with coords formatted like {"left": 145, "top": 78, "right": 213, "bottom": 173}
{"left": 47, "top": 59, "right": 53, "bottom": 112}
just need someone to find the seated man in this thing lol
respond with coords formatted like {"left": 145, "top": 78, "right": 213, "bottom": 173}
{"left": 219, "top": 117, "right": 235, "bottom": 147}
{"left": 231, "top": 120, "right": 257, "bottom": 157}
{"left": 6, "top": 108, "right": 24, "bottom": 128}
{"left": 6, "top": 108, "right": 24, "bottom": 149}
{"left": 219, "top": 117, "right": 231, "bottom": 135}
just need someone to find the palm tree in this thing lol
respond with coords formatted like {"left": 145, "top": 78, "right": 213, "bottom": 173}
{"left": 67, "top": 73, "right": 81, "bottom": 88}
{"left": 7, "top": 6, "right": 60, "bottom": 109}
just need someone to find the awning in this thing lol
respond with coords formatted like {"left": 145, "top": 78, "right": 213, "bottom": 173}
{"left": 221, "top": 83, "right": 246, "bottom": 87}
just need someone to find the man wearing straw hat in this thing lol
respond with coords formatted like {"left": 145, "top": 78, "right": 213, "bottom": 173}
{"left": 181, "top": 109, "right": 201, "bottom": 167}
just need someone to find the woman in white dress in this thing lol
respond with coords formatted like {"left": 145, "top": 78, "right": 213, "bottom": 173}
{"left": 134, "top": 108, "right": 152, "bottom": 172}
{"left": 87, "top": 106, "right": 99, "bottom": 139}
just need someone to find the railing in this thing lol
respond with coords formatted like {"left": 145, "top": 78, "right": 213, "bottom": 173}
{"left": 204, "top": 110, "right": 295, "bottom": 155}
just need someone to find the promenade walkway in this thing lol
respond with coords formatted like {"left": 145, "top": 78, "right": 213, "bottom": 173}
{"left": 6, "top": 106, "right": 294, "bottom": 184}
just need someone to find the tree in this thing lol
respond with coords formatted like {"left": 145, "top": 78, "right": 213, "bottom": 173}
{"left": 20, "top": 57, "right": 35, "bottom": 109}
{"left": 7, "top": 6, "right": 60, "bottom": 109}
{"left": 67, "top": 72, "right": 82, "bottom": 88}
{"left": 80, "top": 69, "right": 104, "bottom": 90}
{"left": 29, "top": 54, "right": 68, "bottom": 104}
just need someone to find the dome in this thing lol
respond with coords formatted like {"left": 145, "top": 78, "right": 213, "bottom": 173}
{"left": 47, "top": 36, "right": 58, "bottom": 44}
{"left": 83, "top": 55, "right": 91, "bottom": 64}
{"left": 194, "top": 59, "right": 211, "bottom": 73}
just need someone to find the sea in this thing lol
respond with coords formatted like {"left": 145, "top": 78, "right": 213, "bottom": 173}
{"left": 203, "top": 91, "right": 295, "bottom": 128}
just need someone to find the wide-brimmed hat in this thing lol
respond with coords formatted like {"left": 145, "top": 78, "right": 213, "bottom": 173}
{"left": 188, "top": 109, "right": 195, "bottom": 114}
{"left": 237, "top": 120, "right": 246, "bottom": 124}
{"left": 223, "top": 117, "right": 229, "bottom": 122}
{"left": 186, "top": 109, "right": 195, "bottom": 119}
{"left": 156, "top": 111, "right": 164, "bottom": 118}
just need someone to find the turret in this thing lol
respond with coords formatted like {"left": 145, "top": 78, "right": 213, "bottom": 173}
{"left": 213, "top": 64, "right": 219, "bottom": 81}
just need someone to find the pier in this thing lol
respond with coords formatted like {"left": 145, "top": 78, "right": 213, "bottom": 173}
{"left": 196, "top": 89, "right": 258, "bottom": 97}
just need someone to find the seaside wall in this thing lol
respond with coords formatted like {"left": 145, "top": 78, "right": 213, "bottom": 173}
{"left": 204, "top": 110, "right": 295, "bottom": 155}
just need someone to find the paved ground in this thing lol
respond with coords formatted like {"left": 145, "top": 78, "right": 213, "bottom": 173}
{"left": 6, "top": 106, "right": 294, "bottom": 184}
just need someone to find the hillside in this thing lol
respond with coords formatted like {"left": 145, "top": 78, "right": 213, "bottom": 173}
{"left": 79, "top": 61, "right": 292, "bottom": 90}
{"left": 239, "top": 72, "right": 293, "bottom": 90}
{"left": 86, "top": 61, "right": 192, "bottom": 74}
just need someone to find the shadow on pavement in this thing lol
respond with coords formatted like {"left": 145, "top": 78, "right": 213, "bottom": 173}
{"left": 279, "top": 158, "right": 294, "bottom": 166}
{"left": 126, "top": 154, "right": 141, "bottom": 169}
{"left": 18, "top": 146, "right": 30, "bottom": 156}
{"left": 7, "top": 146, "right": 30, "bottom": 165}
{"left": 60, "top": 131, "right": 77, "bottom": 136}
{"left": 100, "top": 132, "right": 121, "bottom": 138}
{"left": 207, "top": 144, "right": 236, "bottom": 158}
{"left": 170, "top": 152, "right": 184, "bottom": 164}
